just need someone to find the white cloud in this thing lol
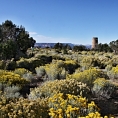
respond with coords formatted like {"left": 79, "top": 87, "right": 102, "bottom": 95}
{"left": 29, "top": 32, "right": 37, "bottom": 35}
{"left": 29, "top": 32, "right": 72, "bottom": 43}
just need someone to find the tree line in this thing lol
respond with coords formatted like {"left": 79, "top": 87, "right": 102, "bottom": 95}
{"left": 53, "top": 40, "right": 118, "bottom": 53}
{"left": 0, "top": 20, "right": 118, "bottom": 61}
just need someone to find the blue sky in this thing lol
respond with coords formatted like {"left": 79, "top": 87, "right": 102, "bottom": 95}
{"left": 0, "top": 0, "right": 118, "bottom": 45}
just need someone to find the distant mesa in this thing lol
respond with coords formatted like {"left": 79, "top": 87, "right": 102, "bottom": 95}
{"left": 34, "top": 37, "right": 99, "bottom": 49}
{"left": 34, "top": 43, "right": 75, "bottom": 48}
{"left": 34, "top": 43, "right": 92, "bottom": 49}
{"left": 34, "top": 43, "right": 55, "bottom": 48}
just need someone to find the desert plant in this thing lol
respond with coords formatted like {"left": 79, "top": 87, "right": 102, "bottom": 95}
{"left": 48, "top": 93, "right": 100, "bottom": 118}
{"left": 64, "top": 60, "right": 79, "bottom": 74}
{"left": 14, "top": 68, "right": 33, "bottom": 82}
{"left": 67, "top": 68, "right": 108, "bottom": 88}
{"left": 41, "top": 61, "right": 67, "bottom": 80}
{"left": 16, "top": 57, "right": 43, "bottom": 72}
{"left": 0, "top": 70, "right": 29, "bottom": 87}
{"left": 22, "top": 73, "right": 33, "bottom": 82}
{"left": 4, "top": 86, "right": 21, "bottom": 98}
{"left": 105, "top": 64, "right": 112, "bottom": 71}
{"left": 5, "top": 59, "right": 16, "bottom": 70}
{"left": 0, "top": 97, "right": 49, "bottom": 118}
{"left": 80, "top": 56, "right": 101, "bottom": 70}
{"left": 35, "top": 66, "right": 46, "bottom": 77}
{"left": 14, "top": 68, "right": 31, "bottom": 76}
{"left": 16, "top": 58, "right": 30, "bottom": 69}
{"left": 107, "top": 66, "right": 118, "bottom": 80}
{"left": 0, "top": 60, "right": 6, "bottom": 69}
{"left": 28, "top": 79, "right": 90, "bottom": 100}
{"left": 92, "top": 78, "right": 117, "bottom": 99}
{"left": 45, "top": 64, "right": 62, "bottom": 80}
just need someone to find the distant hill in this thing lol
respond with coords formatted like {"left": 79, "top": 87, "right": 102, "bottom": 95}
{"left": 34, "top": 43, "right": 56, "bottom": 48}
{"left": 85, "top": 45, "right": 92, "bottom": 49}
{"left": 34, "top": 43, "right": 91, "bottom": 49}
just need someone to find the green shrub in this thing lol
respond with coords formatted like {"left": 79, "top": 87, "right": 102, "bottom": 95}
{"left": 92, "top": 78, "right": 117, "bottom": 99}
{"left": 35, "top": 55, "right": 52, "bottom": 63}
{"left": 35, "top": 66, "right": 46, "bottom": 77}
{"left": 53, "top": 60, "right": 65, "bottom": 68}
{"left": 51, "top": 55, "right": 65, "bottom": 60}
{"left": 107, "top": 66, "right": 118, "bottom": 79}
{"left": 4, "top": 86, "right": 20, "bottom": 97}
{"left": 27, "top": 57, "right": 42, "bottom": 72}
{"left": 40, "top": 60, "right": 67, "bottom": 80}
{"left": 16, "top": 57, "right": 43, "bottom": 72}
{"left": 16, "top": 58, "right": 30, "bottom": 69}
{"left": 0, "top": 60, "right": 6, "bottom": 69}
{"left": 111, "top": 56, "right": 118, "bottom": 66}
{"left": 44, "top": 64, "right": 65, "bottom": 80}
{"left": 105, "top": 64, "right": 112, "bottom": 71}
{"left": 64, "top": 60, "right": 79, "bottom": 74}
{"left": 0, "top": 60, "right": 16, "bottom": 70}
{"left": 5, "top": 60, "right": 16, "bottom": 70}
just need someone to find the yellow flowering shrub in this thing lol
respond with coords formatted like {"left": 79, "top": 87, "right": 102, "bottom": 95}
{"left": 93, "top": 78, "right": 118, "bottom": 99}
{"left": 111, "top": 56, "right": 118, "bottom": 66}
{"left": 0, "top": 97, "right": 49, "bottom": 118}
{"left": 35, "top": 59, "right": 79, "bottom": 80}
{"left": 93, "top": 78, "right": 107, "bottom": 90}
{"left": 0, "top": 70, "right": 29, "bottom": 87}
{"left": 28, "top": 79, "right": 90, "bottom": 99}
{"left": 98, "top": 56, "right": 110, "bottom": 66}
{"left": 84, "top": 112, "right": 112, "bottom": 118}
{"left": 39, "top": 60, "right": 67, "bottom": 80}
{"left": 14, "top": 68, "right": 31, "bottom": 76}
{"left": 44, "top": 64, "right": 66, "bottom": 80}
{"left": 0, "top": 91, "right": 114, "bottom": 118}
{"left": 13, "top": 68, "right": 33, "bottom": 82}
{"left": 80, "top": 56, "right": 100, "bottom": 70}
{"left": 48, "top": 93, "right": 100, "bottom": 118}
{"left": 98, "top": 54, "right": 118, "bottom": 67}
{"left": 67, "top": 68, "right": 105, "bottom": 87}
{"left": 16, "top": 57, "right": 44, "bottom": 72}
{"left": 107, "top": 66, "right": 118, "bottom": 79}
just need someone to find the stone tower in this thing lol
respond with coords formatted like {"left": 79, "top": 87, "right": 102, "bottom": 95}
{"left": 92, "top": 37, "right": 98, "bottom": 49}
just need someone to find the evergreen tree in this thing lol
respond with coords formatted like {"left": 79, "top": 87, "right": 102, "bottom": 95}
{"left": 0, "top": 20, "right": 36, "bottom": 60}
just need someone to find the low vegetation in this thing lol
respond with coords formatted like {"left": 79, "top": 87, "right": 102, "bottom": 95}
{"left": 0, "top": 20, "right": 118, "bottom": 117}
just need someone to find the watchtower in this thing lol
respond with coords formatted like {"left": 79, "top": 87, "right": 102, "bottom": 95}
{"left": 92, "top": 37, "right": 98, "bottom": 49}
